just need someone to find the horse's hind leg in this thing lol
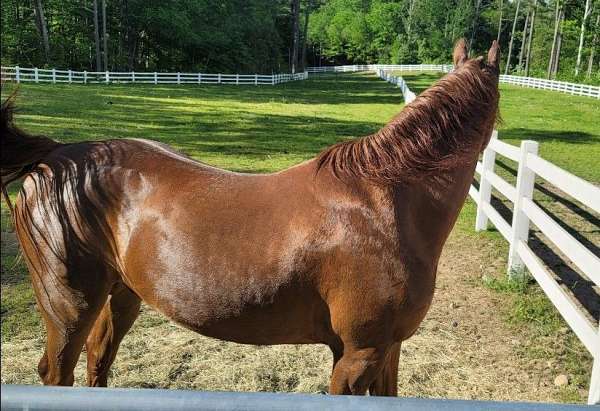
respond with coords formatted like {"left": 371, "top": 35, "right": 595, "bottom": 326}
{"left": 86, "top": 283, "right": 141, "bottom": 387}
{"left": 32, "top": 264, "right": 112, "bottom": 386}
{"left": 368, "top": 342, "right": 401, "bottom": 396}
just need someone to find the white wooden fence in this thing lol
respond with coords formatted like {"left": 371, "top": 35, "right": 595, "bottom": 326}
{"left": 376, "top": 70, "right": 417, "bottom": 103}
{"left": 308, "top": 64, "right": 452, "bottom": 73}
{"left": 379, "top": 70, "right": 600, "bottom": 405}
{"left": 310, "top": 64, "right": 600, "bottom": 99}
{"left": 0, "top": 66, "right": 308, "bottom": 85}
{"left": 499, "top": 74, "right": 600, "bottom": 98}
{"left": 470, "top": 133, "right": 600, "bottom": 405}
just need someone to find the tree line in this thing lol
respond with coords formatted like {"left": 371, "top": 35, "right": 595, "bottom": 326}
{"left": 1, "top": 0, "right": 311, "bottom": 74}
{"left": 1, "top": 0, "right": 598, "bottom": 83}
{"left": 309, "top": 0, "right": 599, "bottom": 83}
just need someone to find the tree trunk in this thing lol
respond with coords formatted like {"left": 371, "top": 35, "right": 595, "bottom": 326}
{"left": 469, "top": 0, "right": 482, "bottom": 50}
{"left": 15, "top": 1, "right": 22, "bottom": 63}
{"left": 405, "top": 0, "right": 416, "bottom": 42}
{"left": 518, "top": 9, "right": 530, "bottom": 70}
{"left": 575, "top": 0, "right": 592, "bottom": 76}
{"left": 290, "top": 0, "right": 300, "bottom": 74}
{"left": 497, "top": 0, "right": 503, "bottom": 41}
{"left": 587, "top": 14, "right": 600, "bottom": 78}
{"left": 93, "top": 0, "right": 102, "bottom": 71}
{"left": 548, "top": 1, "right": 561, "bottom": 79}
{"left": 552, "top": 8, "right": 565, "bottom": 78}
{"left": 102, "top": 0, "right": 108, "bottom": 71}
{"left": 33, "top": 0, "right": 50, "bottom": 64}
{"left": 525, "top": 0, "right": 538, "bottom": 77}
{"left": 504, "top": 0, "right": 521, "bottom": 75}
{"left": 300, "top": 4, "right": 310, "bottom": 72}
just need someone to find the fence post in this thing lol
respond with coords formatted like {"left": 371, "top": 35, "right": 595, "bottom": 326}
{"left": 589, "top": 327, "right": 600, "bottom": 404}
{"left": 507, "top": 140, "right": 539, "bottom": 277}
{"left": 132, "top": 72, "right": 135, "bottom": 83}
{"left": 34, "top": 67, "right": 39, "bottom": 83}
{"left": 154, "top": 72, "right": 158, "bottom": 85}
{"left": 198, "top": 73, "right": 201, "bottom": 84}
{"left": 590, "top": 330, "right": 600, "bottom": 404}
{"left": 255, "top": 74, "right": 258, "bottom": 86}
{"left": 475, "top": 131, "right": 498, "bottom": 231}
{"left": 52, "top": 68, "right": 56, "bottom": 84}
{"left": 218, "top": 73, "right": 221, "bottom": 84}
{"left": 271, "top": 74, "right": 275, "bottom": 85}
{"left": 105, "top": 71, "right": 110, "bottom": 84}
{"left": 177, "top": 72, "right": 181, "bottom": 85}
{"left": 84, "top": 71, "right": 87, "bottom": 84}
{"left": 68, "top": 70, "right": 72, "bottom": 83}
{"left": 15, "top": 66, "right": 20, "bottom": 83}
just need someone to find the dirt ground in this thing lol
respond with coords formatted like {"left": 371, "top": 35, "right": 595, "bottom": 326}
{"left": 1, "top": 228, "right": 588, "bottom": 402}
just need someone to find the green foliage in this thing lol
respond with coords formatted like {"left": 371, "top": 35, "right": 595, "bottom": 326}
{"left": 0, "top": 0, "right": 292, "bottom": 73}
{"left": 309, "top": 0, "right": 600, "bottom": 84}
{"left": 2, "top": 0, "right": 599, "bottom": 82}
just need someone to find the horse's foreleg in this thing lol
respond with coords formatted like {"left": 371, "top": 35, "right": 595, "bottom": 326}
{"left": 368, "top": 342, "right": 401, "bottom": 396}
{"left": 328, "top": 346, "right": 389, "bottom": 395}
{"left": 86, "top": 283, "right": 141, "bottom": 387}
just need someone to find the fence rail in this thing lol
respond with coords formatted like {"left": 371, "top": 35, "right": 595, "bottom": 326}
{"left": 469, "top": 133, "right": 600, "bottom": 405}
{"left": 309, "top": 64, "right": 600, "bottom": 98}
{"left": 0, "top": 66, "right": 308, "bottom": 85}
{"left": 375, "top": 71, "right": 599, "bottom": 405}
{"left": 1, "top": 385, "right": 595, "bottom": 411}
{"left": 376, "top": 70, "right": 417, "bottom": 103}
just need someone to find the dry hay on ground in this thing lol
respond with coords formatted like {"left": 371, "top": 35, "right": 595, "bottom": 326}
{"left": 2, "top": 230, "right": 589, "bottom": 402}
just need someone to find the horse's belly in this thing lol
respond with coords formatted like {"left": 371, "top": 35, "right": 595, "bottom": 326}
{"left": 135, "top": 273, "right": 331, "bottom": 346}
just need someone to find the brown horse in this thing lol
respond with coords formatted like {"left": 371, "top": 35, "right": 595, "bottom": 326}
{"left": 0, "top": 39, "right": 499, "bottom": 395}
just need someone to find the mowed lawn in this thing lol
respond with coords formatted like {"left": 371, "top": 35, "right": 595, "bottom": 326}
{"left": 1, "top": 73, "right": 598, "bottom": 403}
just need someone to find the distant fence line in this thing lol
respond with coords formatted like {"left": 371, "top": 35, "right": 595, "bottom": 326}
{"left": 0, "top": 66, "right": 308, "bottom": 85}
{"left": 376, "top": 70, "right": 417, "bottom": 103}
{"left": 377, "top": 71, "right": 600, "bottom": 405}
{"left": 4, "top": 65, "right": 599, "bottom": 98}
{"left": 308, "top": 64, "right": 600, "bottom": 99}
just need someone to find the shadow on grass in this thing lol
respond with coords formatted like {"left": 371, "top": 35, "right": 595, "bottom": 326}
{"left": 500, "top": 128, "right": 599, "bottom": 144}
{"left": 5, "top": 73, "right": 406, "bottom": 169}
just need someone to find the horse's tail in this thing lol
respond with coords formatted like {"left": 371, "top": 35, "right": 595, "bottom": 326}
{"left": 1, "top": 92, "right": 63, "bottom": 187}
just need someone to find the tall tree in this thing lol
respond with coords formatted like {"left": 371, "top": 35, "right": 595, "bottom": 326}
{"left": 102, "top": 0, "right": 108, "bottom": 71}
{"left": 497, "top": 0, "right": 504, "bottom": 41}
{"left": 525, "top": 0, "right": 537, "bottom": 76}
{"left": 469, "top": 0, "right": 483, "bottom": 50}
{"left": 548, "top": 0, "right": 562, "bottom": 78}
{"left": 505, "top": 0, "right": 521, "bottom": 74}
{"left": 291, "top": 0, "right": 300, "bottom": 73}
{"left": 518, "top": 9, "right": 530, "bottom": 70}
{"left": 33, "top": 0, "right": 50, "bottom": 64}
{"left": 587, "top": 13, "right": 600, "bottom": 78}
{"left": 575, "top": 0, "right": 593, "bottom": 76}
{"left": 93, "top": 0, "right": 102, "bottom": 71}
{"left": 552, "top": 6, "right": 565, "bottom": 78}
{"left": 300, "top": 1, "right": 312, "bottom": 71}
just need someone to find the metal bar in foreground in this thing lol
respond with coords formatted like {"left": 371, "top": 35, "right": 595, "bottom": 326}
{"left": 1, "top": 385, "right": 596, "bottom": 411}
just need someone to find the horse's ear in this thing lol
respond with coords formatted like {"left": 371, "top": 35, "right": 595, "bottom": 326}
{"left": 453, "top": 38, "right": 468, "bottom": 68}
{"left": 487, "top": 40, "right": 500, "bottom": 71}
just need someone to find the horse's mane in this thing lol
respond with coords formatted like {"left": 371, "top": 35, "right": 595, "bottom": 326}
{"left": 317, "top": 59, "right": 499, "bottom": 185}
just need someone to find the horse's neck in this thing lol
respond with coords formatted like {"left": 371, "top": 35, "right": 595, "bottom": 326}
{"left": 392, "top": 159, "right": 478, "bottom": 262}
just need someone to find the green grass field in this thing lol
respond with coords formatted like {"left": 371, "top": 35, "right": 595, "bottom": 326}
{"left": 1, "top": 73, "right": 597, "bottom": 403}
